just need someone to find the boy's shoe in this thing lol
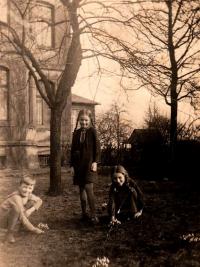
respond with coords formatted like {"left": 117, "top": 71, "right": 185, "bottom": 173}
{"left": 5, "top": 232, "right": 15, "bottom": 243}
{"left": 90, "top": 216, "right": 99, "bottom": 225}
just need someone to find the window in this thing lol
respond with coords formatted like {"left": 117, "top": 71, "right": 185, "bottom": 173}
{"left": 36, "top": 80, "right": 54, "bottom": 125}
{"left": 0, "top": 67, "right": 9, "bottom": 121}
{"left": 36, "top": 90, "right": 43, "bottom": 125}
{"left": 0, "top": 0, "right": 8, "bottom": 23}
{"left": 30, "top": 2, "right": 54, "bottom": 47}
{"left": 71, "top": 109, "right": 79, "bottom": 132}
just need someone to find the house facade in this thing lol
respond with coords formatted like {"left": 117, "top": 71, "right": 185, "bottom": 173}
{"left": 0, "top": 0, "right": 98, "bottom": 169}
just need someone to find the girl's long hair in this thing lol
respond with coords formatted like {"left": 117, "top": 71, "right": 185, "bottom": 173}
{"left": 111, "top": 165, "right": 129, "bottom": 182}
{"left": 74, "top": 109, "right": 95, "bottom": 131}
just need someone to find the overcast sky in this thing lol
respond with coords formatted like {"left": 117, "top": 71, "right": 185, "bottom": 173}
{"left": 71, "top": 1, "right": 199, "bottom": 129}
{"left": 72, "top": 57, "right": 196, "bottom": 128}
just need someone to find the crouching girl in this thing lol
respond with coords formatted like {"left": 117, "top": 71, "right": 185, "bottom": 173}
{"left": 108, "top": 165, "right": 144, "bottom": 225}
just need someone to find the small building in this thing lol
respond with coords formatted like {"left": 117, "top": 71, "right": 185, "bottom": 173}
{"left": 128, "top": 128, "right": 163, "bottom": 148}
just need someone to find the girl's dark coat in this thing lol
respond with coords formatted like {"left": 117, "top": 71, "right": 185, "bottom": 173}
{"left": 108, "top": 178, "right": 144, "bottom": 217}
{"left": 70, "top": 127, "right": 100, "bottom": 186}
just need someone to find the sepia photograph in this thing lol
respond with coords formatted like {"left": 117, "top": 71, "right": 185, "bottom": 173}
{"left": 0, "top": 0, "right": 200, "bottom": 266}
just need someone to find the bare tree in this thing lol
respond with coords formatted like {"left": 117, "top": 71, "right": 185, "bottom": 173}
{"left": 112, "top": 0, "right": 200, "bottom": 159}
{"left": 144, "top": 103, "right": 200, "bottom": 143}
{"left": 0, "top": 0, "right": 81, "bottom": 194}
{"left": 144, "top": 104, "right": 170, "bottom": 144}
{"left": 0, "top": 0, "right": 136, "bottom": 194}
{"left": 96, "top": 103, "right": 132, "bottom": 150}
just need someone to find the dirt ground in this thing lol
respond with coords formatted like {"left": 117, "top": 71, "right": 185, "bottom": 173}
{"left": 0, "top": 169, "right": 200, "bottom": 267}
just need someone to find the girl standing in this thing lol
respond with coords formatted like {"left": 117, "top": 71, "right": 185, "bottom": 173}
{"left": 70, "top": 109, "right": 100, "bottom": 224}
{"left": 108, "top": 165, "right": 144, "bottom": 225}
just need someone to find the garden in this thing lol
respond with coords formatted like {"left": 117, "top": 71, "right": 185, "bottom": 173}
{"left": 0, "top": 169, "right": 200, "bottom": 267}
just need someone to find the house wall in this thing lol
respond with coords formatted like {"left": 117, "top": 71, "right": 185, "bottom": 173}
{"left": 0, "top": 57, "right": 39, "bottom": 169}
{"left": 0, "top": 0, "right": 71, "bottom": 169}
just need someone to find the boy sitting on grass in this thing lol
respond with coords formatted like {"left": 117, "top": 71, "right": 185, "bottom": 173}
{"left": 0, "top": 174, "right": 44, "bottom": 243}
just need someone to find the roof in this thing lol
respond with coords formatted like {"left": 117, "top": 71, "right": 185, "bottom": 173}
{"left": 128, "top": 128, "right": 163, "bottom": 144}
{"left": 72, "top": 94, "right": 99, "bottom": 105}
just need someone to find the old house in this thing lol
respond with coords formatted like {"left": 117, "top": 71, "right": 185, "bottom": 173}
{"left": 0, "top": 1, "right": 98, "bottom": 169}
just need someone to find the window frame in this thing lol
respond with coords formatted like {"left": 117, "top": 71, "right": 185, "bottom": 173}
{"left": 0, "top": 0, "right": 10, "bottom": 24}
{"left": 29, "top": 1, "right": 55, "bottom": 49}
{"left": 36, "top": 89, "right": 44, "bottom": 126}
{"left": 36, "top": 79, "right": 54, "bottom": 127}
{"left": 71, "top": 108, "right": 79, "bottom": 133}
{"left": 0, "top": 66, "right": 9, "bottom": 122}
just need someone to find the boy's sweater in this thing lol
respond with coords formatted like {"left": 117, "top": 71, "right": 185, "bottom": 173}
{"left": 0, "top": 190, "right": 42, "bottom": 232}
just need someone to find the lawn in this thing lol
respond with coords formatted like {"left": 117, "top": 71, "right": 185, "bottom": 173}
{"left": 0, "top": 169, "right": 200, "bottom": 267}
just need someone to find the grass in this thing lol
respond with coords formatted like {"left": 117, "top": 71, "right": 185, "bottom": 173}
{"left": 0, "top": 170, "right": 200, "bottom": 267}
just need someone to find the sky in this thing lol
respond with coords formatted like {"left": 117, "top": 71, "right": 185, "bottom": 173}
{"left": 72, "top": 0, "right": 199, "bottom": 129}
{"left": 72, "top": 57, "right": 197, "bottom": 129}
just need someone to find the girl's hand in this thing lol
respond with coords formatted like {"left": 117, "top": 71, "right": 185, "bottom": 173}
{"left": 91, "top": 162, "right": 97, "bottom": 172}
{"left": 134, "top": 209, "right": 143, "bottom": 218}
{"left": 70, "top": 167, "right": 74, "bottom": 176}
{"left": 110, "top": 216, "right": 121, "bottom": 225}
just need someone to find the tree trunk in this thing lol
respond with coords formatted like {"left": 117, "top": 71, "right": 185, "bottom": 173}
{"left": 170, "top": 89, "right": 178, "bottom": 161}
{"left": 167, "top": 0, "right": 178, "bottom": 162}
{"left": 48, "top": 108, "right": 62, "bottom": 195}
{"left": 116, "top": 113, "right": 120, "bottom": 164}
